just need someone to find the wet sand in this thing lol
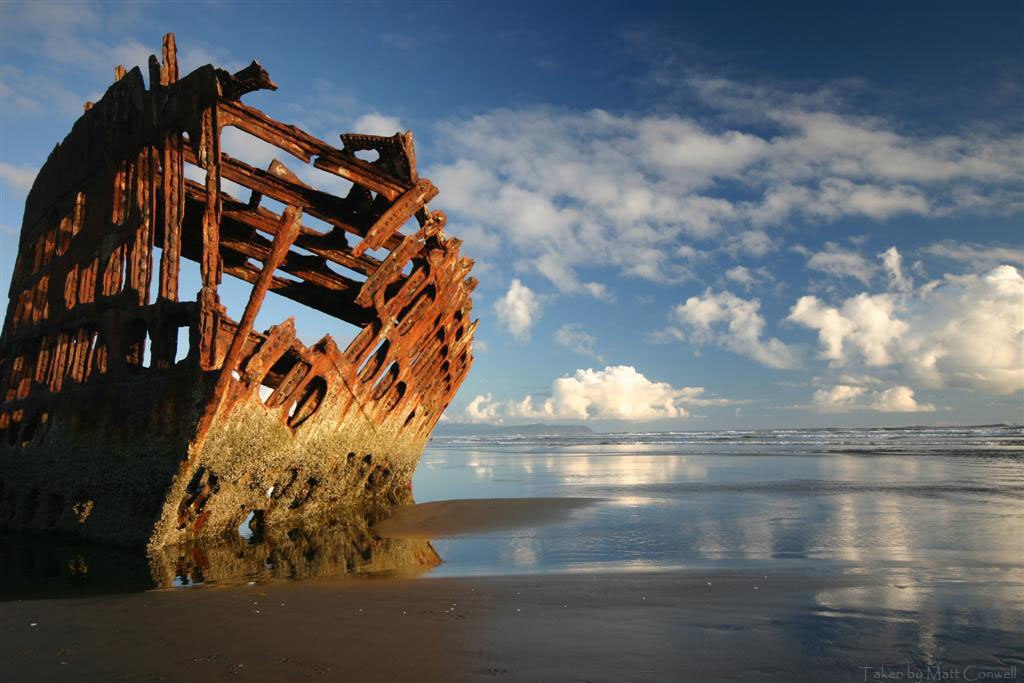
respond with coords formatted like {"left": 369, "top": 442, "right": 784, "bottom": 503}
{"left": 2, "top": 569, "right": 873, "bottom": 683}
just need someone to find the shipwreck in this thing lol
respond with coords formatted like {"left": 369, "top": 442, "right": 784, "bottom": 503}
{"left": 0, "top": 34, "right": 477, "bottom": 550}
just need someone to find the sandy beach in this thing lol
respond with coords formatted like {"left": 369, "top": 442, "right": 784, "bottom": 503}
{"left": 3, "top": 569, "right": 880, "bottom": 683}
{"left": 2, "top": 428, "right": 1022, "bottom": 682}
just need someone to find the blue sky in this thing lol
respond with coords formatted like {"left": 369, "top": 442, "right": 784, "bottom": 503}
{"left": 1, "top": 1, "right": 1021, "bottom": 429}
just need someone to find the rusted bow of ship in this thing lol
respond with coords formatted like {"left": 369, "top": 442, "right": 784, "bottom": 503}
{"left": 0, "top": 33, "right": 477, "bottom": 552}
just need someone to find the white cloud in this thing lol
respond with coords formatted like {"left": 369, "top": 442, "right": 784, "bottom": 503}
{"left": 428, "top": 77, "right": 1022, "bottom": 297}
{"left": 900, "top": 265, "right": 1024, "bottom": 394}
{"left": 3, "top": 2, "right": 241, "bottom": 79}
{"left": 177, "top": 44, "right": 246, "bottom": 75}
{"left": 638, "top": 118, "right": 769, "bottom": 173}
{"left": 872, "top": 386, "right": 935, "bottom": 412}
{"left": 880, "top": 246, "right": 912, "bottom": 292}
{"left": 220, "top": 126, "right": 281, "bottom": 169}
{"left": 804, "top": 242, "right": 876, "bottom": 284}
{"left": 0, "top": 64, "right": 85, "bottom": 117}
{"left": 0, "top": 162, "right": 38, "bottom": 193}
{"left": 494, "top": 279, "right": 540, "bottom": 341}
{"left": 729, "top": 229, "right": 778, "bottom": 258}
{"left": 664, "top": 289, "right": 800, "bottom": 369}
{"left": 920, "top": 240, "right": 1023, "bottom": 272}
{"left": 554, "top": 323, "right": 603, "bottom": 362}
{"left": 457, "top": 223, "right": 502, "bottom": 255}
{"left": 789, "top": 292, "right": 906, "bottom": 365}
{"left": 690, "top": 75, "right": 1022, "bottom": 184}
{"left": 462, "top": 365, "right": 732, "bottom": 422}
{"left": 810, "top": 178, "right": 931, "bottom": 219}
{"left": 811, "top": 384, "right": 935, "bottom": 413}
{"left": 351, "top": 113, "right": 404, "bottom": 137}
{"left": 465, "top": 393, "right": 502, "bottom": 422}
{"left": 725, "top": 266, "right": 755, "bottom": 287}
{"left": 790, "top": 253, "right": 1024, "bottom": 395}
{"left": 811, "top": 384, "right": 866, "bottom": 411}
{"left": 725, "top": 265, "right": 772, "bottom": 290}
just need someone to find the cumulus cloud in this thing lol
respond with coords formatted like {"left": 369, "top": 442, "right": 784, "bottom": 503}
{"left": 428, "top": 76, "right": 1022, "bottom": 296}
{"left": 901, "top": 265, "right": 1024, "bottom": 394}
{"left": 789, "top": 292, "right": 907, "bottom": 365}
{"left": 663, "top": 289, "right": 800, "bottom": 369}
{"left": 811, "top": 384, "right": 935, "bottom": 413}
{"left": 790, "top": 253, "right": 1024, "bottom": 395}
{"left": 554, "top": 323, "right": 603, "bottom": 362}
{"left": 494, "top": 279, "right": 540, "bottom": 341}
{"left": 462, "top": 366, "right": 733, "bottom": 422}
{"left": 811, "top": 384, "right": 866, "bottom": 411}
{"left": 465, "top": 393, "right": 502, "bottom": 422}
{"left": 872, "top": 386, "right": 934, "bottom": 412}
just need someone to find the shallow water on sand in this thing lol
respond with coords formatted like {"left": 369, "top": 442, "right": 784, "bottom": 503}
{"left": 408, "top": 425, "right": 1024, "bottom": 675}
{"left": 415, "top": 425, "right": 1024, "bottom": 578}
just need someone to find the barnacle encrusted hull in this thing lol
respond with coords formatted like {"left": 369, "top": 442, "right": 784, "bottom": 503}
{"left": 0, "top": 34, "right": 477, "bottom": 549}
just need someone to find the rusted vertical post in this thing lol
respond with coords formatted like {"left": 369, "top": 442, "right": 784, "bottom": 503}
{"left": 158, "top": 33, "right": 182, "bottom": 304}
{"left": 101, "top": 247, "right": 124, "bottom": 296}
{"left": 70, "top": 327, "right": 91, "bottom": 382}
{"left": 127, "top": 147, "right": 153, "bottom": 306}
{"left": 153, "top": 34, "right": 183, "bottom": 369}
{"left": 199, "top": 106, "right": 221, "bottom": 290}
{"left": 126, "top": 147, "right": 155, "bottom": 368}
{"left": 195, "top": 100, "right": 222, "bottom": 371}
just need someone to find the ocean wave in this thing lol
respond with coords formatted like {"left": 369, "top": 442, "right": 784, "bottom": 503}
{"left": 588, "top": 479, "right": 1024, "bottom": 498}
{"left": 430, "top": 424, "right": 1024, "bottom": 457}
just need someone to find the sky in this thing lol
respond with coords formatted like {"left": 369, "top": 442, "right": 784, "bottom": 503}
{"left": 1, "top": 1, "right": 1022, "bottom": 430}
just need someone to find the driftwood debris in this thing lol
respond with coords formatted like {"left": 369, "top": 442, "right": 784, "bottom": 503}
{"left": 0, "top": 34, "right": 477, "bottom": 549}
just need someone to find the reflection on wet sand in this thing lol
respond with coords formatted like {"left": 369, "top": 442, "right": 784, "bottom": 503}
{"left": 151, "top": 512, "right": 442, "bottom": 589}
{"left": 1, "top": 503, "right": 441, "bottom": 599}
{"left": 371, "top": 497, "right": 598, "bottom": 538}
{"left": 1, "top": 497, "right": 603, "bottom": 598}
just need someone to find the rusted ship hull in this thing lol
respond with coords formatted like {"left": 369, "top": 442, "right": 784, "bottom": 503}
{"left": 0, "top": 35, "right": 476, "bottom": 549}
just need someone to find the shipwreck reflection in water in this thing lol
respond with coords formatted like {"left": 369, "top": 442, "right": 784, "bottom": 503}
{"left": 0, "top": 504, "right": 441, "bottom": 600}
